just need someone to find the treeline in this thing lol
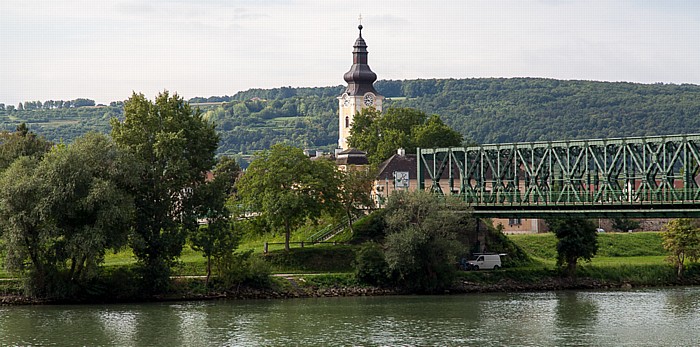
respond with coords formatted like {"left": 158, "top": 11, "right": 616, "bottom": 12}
{"left": 386, "top": 78, "right": 700, "bottom": 144}
{"left": 0, "top": 92, "right": 258, "bottom": 300}
{"left": 5, "top": 78, "right": 700, "bottom": 155}
{"left": 0, "top": 98, "right": 98, "bottom": 111}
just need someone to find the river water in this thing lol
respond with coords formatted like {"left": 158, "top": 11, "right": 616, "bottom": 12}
{"left": 1, "top": 287, "right": 699, "bottom": 346}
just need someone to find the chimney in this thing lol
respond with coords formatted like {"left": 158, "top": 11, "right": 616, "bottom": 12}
{"left": 397, "top": 148, "right": 405, "bottom": 156}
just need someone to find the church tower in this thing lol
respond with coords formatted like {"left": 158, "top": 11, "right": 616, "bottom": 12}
{"left": 338, "top": 24, "right": 384, "bottom": 150}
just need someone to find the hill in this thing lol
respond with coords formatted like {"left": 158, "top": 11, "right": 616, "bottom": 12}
{"left": 3, "top": 78, "right": 700, "bottom": 155}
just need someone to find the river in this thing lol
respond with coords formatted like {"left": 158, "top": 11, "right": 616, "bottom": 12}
{"left": 1, "top": 287, "right": 699, "bottom": 346}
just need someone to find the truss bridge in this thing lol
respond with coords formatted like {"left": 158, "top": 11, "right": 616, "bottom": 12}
{"left": 417, "top": 134, "right": 700, "bottom": 218}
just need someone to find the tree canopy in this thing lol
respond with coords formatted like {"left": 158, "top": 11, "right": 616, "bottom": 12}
{"left": 348, "top": 107, "right": 463, "bottom": 164}
{"left": 547, "top": 218, "right": 598, "bottom": 276}
{"left": 0, "top": 133, "right": 134, "bottom": 297}
{"left": 662, "top": 218, "right": 700, "bottom": 277}
{"left": 236, "top": 143, "right": 342, "bottom": 250}
{"left": 110, "top": 91, "right": 219, "bottom": 291}
{"left": 381, "top": 190, "right": 473, "bottom": 292}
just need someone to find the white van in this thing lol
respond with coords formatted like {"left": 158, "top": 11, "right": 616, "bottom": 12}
{"left": 465, "top": 254, "right": 503, "bottom": 270}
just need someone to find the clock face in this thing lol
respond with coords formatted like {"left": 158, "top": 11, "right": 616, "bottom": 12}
{"left": 363, "top": 93, "right": 375, "bottom": 106}
{"left": 342, "top": 93, "right": 350, "bottom": 107}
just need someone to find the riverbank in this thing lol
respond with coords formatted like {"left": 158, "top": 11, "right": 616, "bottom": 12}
{"left": 4, "top": 264, "right": 699, "bottom": 306}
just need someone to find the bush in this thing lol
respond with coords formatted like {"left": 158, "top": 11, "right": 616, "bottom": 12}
{"left": 611, "top": 218, "right": 641, "bottom": 232}
{"left": 384, "top": 226, "right": 458, "bottom": 292}
{"left": 219, "top": 250, "right": 271, "bottom": 288}
{"left": 353, "top": 242, "right": 390, "bottom": 286}
{"left": 263, "top": 246, "right": 355, "bottom": 272}
{"left": 381, "top": 191, "right": 470, "bottom": 292}
{"left": 350, "top": 209, "right": 387, "bottom": 244}
{"left": 482, "top": 224, "right": 532, "bottom": 267}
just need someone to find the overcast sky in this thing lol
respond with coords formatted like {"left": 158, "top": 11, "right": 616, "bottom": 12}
{"left": 1, "top": 0, "right": 699, "bottom": 106}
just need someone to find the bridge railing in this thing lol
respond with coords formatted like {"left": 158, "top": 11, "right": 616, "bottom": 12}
{"left": 449, "top": 189, "right": 700, "bottom": 205}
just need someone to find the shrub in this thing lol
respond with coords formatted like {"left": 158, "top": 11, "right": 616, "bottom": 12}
{"left": 353, "top": 242, "right": 390, "bottom": 286}
{"left": 262, "top": 246, "right": 355, "bottom": 272}
{"left": 219, "top": 250, "right": 271, "bottom": 288}
{"left": 611, "top": 218, "right": 641, "bottom": 232}
{"left": 382, "top": 191, "right": 471, "bottom": 292}
{"left": 350, "top": 209, "right": 387, "bottom": 244}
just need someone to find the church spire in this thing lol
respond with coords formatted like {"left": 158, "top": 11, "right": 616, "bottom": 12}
{"left": 343, "top": 24, "right": 379, "bottom": 96}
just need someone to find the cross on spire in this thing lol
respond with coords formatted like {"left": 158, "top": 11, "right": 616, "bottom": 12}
{"left": 358, "top": 14, "right": 363, "bottom": 26}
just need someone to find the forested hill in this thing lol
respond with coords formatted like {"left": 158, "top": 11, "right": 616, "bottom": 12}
{"left": 384, "top": 78, "right": 700, "bottom": 144}
{"left": 3, "top": 78, "right": 700, "bottom": 155}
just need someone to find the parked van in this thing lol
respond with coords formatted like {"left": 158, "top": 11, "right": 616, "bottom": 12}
{"left": 464, "top": 254, "right": 503, "bottom": 270}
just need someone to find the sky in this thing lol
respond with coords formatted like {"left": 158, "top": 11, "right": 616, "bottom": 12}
{"left": 1, "top": 0, "right": 699, "bottom": 106}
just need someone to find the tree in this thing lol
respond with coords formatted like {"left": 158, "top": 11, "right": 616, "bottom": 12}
{"left": 382, "top": 190, "right": 473, "bottom": 292}
{"left": 110, "top": 91, "right": 219, "bottom": 291}
{"left": 338, "top": 166, "right": 376, "bottom": 232}
{"left": 236, "top": 144, "right": 342, "bottom": 250}
{"left": 189, "top": 156, "right": 241, "bottom": 286}
{"left": 0, "top": 133, "right": 134, "bottom": 297}
{"left": 662, "top": 218, "right": 700, "bottom": 277}
{"left": 547, "top": 218, "right": 598, "bottom": 276}
{"left": 348, "top": 107, "right": 462, "bottom": 164}
{"left": 0, "top": 123, "right": 52, "bottom": 171}
{"left": 413, "top": 115, "right": 463, "bottom": 149}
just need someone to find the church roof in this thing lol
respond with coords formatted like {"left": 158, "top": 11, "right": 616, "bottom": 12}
{"left": 343, "top": 25, "right": 380, "bottom": 97}
{"left": 335, "top": 147, "right": 369, "bottom": 165}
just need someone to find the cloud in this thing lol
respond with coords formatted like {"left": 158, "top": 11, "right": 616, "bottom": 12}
{"left": 0, "top": 0, "right": 699, "bottom": 105}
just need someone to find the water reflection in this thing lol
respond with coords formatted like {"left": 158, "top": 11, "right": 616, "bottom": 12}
{"left": 1, "top": 288, "right": 700, "bottom": 346}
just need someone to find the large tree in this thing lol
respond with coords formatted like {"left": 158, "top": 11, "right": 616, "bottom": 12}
{"left": 347, "top": 107, "right": 462, "bottom": 164}
{"left": 236, "top": 144, "right": 342, "bottom": 250}
{"left": 662, "top": 218, "right": 700, "bottom": 277}
{"left": 382, "top": 190, "right": 473, "bottom": 292}
{"left": 110, "top": 91, "right": 219, "bottom": 290}
{"left": 0, "top": 133, "right": 134, "bottom": 297}
{"left": 547, "top": 218, "right": 598, "bottom": 276}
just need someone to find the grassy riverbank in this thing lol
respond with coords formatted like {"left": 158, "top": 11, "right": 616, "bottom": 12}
{"left": 3, "top": 230, "right": 699, "bottom": 304}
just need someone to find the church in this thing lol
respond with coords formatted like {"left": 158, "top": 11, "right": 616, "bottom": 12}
{"left": 333, "top": 23, "right": 549, "bottom": 234}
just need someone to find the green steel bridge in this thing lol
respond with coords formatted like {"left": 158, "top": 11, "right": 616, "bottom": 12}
{"left": 417, "top": 134, "right": 700, "bottom": 218}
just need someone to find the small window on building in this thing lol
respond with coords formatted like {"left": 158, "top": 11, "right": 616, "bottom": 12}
{"left": 509, "top": 218, "right": 522, "bottom": 226}
{"left": 345, "top": 116, "right": 349, "bottom": 128}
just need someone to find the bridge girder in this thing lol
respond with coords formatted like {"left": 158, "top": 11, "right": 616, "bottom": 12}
{"left": 417, "top": 134, "right": 700, "bottom": 217}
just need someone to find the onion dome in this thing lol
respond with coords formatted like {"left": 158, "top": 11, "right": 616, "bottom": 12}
{"left": 343, "top": 25, "right": 380, "bottom": 96}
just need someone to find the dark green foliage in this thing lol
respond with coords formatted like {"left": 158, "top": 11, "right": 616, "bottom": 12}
{"left": 189, "top": 156, "right": 242, "bottom": 285}
{"left": 215, "top": 250, "right": 271, "bottom": 288}
{"left": 0, "top": 133, "right": 134, "bottom": 298}
{"left": 382, "top": 191, "right": 473, "bottom": 293}
{"left": 236, "top": 143, "right": 342, "bottom": 251}
{"left": 111, "top": 91, "right": 219, "bottom": 293}
{"left": 481, "top": 224, "right": 531, "bottom": 267}
{"left": 611, "top": 218, "right": 641, "bottom": 232}
{"left": 349, "top": 209, "right": 388, "bottom": 244}
{"left": 0, "top": 123, "right": 52, "bottom": 171}
{"left": 353, "top": 242, "right": 390, "bottom": 286}
{"left": 262, "top": 246, "right": 356, "bottom": 273}
{"left": 348, "top": 107, "right": 462, "bottom": 164}
{"left": 547, "top": 218, "right": 599, "bottom": 276}
{"left": 6, "top": 78, "right": 700, "bottom": 156}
